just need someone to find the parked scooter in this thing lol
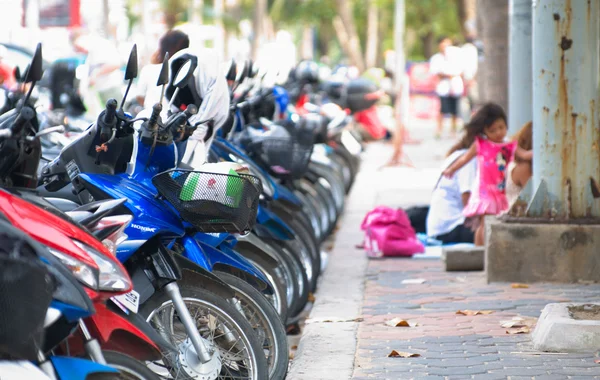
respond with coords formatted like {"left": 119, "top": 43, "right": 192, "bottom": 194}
{"left": 40, "top": 46, "right": 270, "bottom": 379}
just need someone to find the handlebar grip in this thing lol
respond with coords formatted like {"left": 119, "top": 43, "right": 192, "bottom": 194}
{"left": 103, "top": 99, "right": 118, "bottom": 125}
{"left": 149, "top": 103, "right": 162, "bottom": 128}
{"left": 185, "top": 104, "right": 198, "bottom": 117}
{"left": 11, "top": 106, "right": 35, "bottom": 135}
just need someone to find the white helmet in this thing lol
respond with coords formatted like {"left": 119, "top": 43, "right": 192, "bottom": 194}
{"left": 166, "top": 48, "right": 230, "bottom": 165}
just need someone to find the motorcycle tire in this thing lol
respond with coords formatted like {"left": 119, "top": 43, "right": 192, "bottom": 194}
{"left": 230, "top": 249, "right": 289, "bottom": 322}
{"left": 265, "top": 239, "right": 310, "bottom": 320}
{"left": 100, "top": 350, "right": 161, "bottom": 380}
{"left": 215, "top": 272, "right": 289, "bottom": 380}
{"left": 270, "top": 208, "right": 321, "bottom": 282}
{"left": 297, "top": 179, "right": 331, "bottom": 237}
{"left": 140, "top": 286, "right": 268, "bottom": 380}
{"left": 237, "top": 238, "right": 298, "bottom": 318}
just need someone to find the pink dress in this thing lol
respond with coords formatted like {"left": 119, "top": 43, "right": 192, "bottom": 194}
{"left": 463, "top": 136, "right": 517, "bottom": 217}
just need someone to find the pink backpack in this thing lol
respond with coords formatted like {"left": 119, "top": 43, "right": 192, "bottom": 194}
{"left": 360, "top": 206, "right": 425, "bottom": 258}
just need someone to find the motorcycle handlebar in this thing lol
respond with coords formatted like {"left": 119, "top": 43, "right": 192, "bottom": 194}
{"left": 103, "top": 99, "right": 118, "bottom": 125}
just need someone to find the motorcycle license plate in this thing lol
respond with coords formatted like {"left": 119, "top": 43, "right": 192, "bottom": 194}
{"left": 111, "top": 289, "right": 140, "bottom": 314}
{"left": 341, "top": 130, "right": 362, "bottom": 156}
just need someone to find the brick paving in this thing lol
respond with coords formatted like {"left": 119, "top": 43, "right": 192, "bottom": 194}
{"left": 349, "top": 122, "right": 600, "bottom": 379}
{"left": 353, "top": 258, "right": 600, "bottom": 379}
{"left": 291, "top": 119, "right": 600, "bottom": 380}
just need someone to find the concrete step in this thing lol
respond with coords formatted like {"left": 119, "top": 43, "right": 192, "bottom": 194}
{"left": 442, "top": 245, "right": 484, "bottom": 271}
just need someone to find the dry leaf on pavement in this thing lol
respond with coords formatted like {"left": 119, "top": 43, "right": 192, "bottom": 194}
{"left": 388, "top": 350, "right": 421, "bottom": 358}
{"left": 511, "top": 283, "right": 530, "bottom": 289}
{"left": 385, "top": 318, "right": 417, "bottom": 327}
{"left": 456, "top": 310, "right": 494, "bottom": 316}
{"left": 501, "top": 316, "right": 537, "bottom": 329}
{"left": 308, "top": 293, "right": 316, "bottom": 303}
{"left": 506, "top": 326, "right": 531, "bottom": 334}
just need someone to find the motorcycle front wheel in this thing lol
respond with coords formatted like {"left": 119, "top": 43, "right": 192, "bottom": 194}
{"left": 140, "top": 285, "right": 268, "bottom": 380}
{"left": 215, "top": 272, "right": 289, "bottom": 380}
{"left": 101, "top": 350, "right": 161, "bottom": 380}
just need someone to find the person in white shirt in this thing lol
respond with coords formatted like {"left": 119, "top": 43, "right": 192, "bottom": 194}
{"left": 136, "top": 30, "right": 190, "bottom": 108}
{"left": 429, "top": 36, "right": 465, "bottom": 139}
{"left": 426, "top": 135, "right": 477, "bottom": 244}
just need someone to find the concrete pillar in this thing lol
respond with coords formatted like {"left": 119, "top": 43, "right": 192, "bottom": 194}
{"left": 508, "top": 0, "right": 532, "bottom": 135}
{"left": 531, "top": 0, "right": 600, "bottom": 219}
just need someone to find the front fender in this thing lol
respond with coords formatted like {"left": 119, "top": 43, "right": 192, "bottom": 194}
{"left": 84, "top": 302, "right": 166, "bottom": 361}
{"left": 173, "top": 248, "right": 235, "bottom": 299}
{"left": 256, "top": 205, "right": 294, "bottom": 240}
{"left": 50, "top": 356, "right": 118, "bottom": 379}
{"left": 196, "top": 238, "right": 270, "bottom": 292}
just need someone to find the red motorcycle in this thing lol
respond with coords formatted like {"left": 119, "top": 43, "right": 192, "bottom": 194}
{"left": 0, "top": 189, "right": 170, "bottom": 379}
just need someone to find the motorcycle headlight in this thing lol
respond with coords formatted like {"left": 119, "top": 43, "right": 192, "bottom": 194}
{"left": 73, "top": 241, "right": 132, "bottom": 292}
{"left": 47, "top": 247, "right": 99, "bottom": 290}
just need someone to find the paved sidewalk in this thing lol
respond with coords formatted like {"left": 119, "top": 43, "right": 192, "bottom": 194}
{"left": 290, "top": 120, "right": 600, "bottom": 379}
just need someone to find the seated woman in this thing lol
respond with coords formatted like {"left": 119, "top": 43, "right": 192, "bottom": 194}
{"left": 506, "top": 121, "right": 533, "bottom": 206}
{"left": 426, "top": 134, "right": 477, "bottom": 244}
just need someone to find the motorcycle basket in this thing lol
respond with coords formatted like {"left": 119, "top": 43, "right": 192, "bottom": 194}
{"left": 249, "top": 137, "right": 314, "bottom": 180}
{"left": 153, "top": 169, "right": 262, "bottom": 233}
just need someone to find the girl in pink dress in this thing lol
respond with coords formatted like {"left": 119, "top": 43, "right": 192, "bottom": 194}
{"left": 443, "top": 103, "right": 532, "bottom": 246}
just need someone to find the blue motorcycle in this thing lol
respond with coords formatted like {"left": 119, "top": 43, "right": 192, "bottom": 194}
{"left": 40, "top": 49, "right": 278, "bottom": 379}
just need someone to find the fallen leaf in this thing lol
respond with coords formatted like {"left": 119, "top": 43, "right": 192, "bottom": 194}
{"left": 594, "top": 359, "right": 600, "bottom": 364}
{"left": 506, "top": 326, "right": 531, "bottom": 334}
{"left": 456, "top": 310, "right": 494, "bottom": 316}
{"left": 308, "top": 293, "right": 316, "bottom": 303}
{"left": 291, "top": 345, "right": 298, "bottom": 350}
{"left": 385, "top": 318, "right": 417, "bottom": 327}
{"left": 512, "top": 283, "right": 530, "bottom": 289}
{"left": 402, "top": 278, "right": 426, "bottom": 285}
{"left": 500, "top": 316, "right": 537, "bottom": 329}
{"left": 289, "top": 352, "right": 294, "bottom": 359}
{"left": 388, "top": 350, "right": 420, "bottom": 358}
{"left": 501, "top": 320, "right": 524, "bottom": 328}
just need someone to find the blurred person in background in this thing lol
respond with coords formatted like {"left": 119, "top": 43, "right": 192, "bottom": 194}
{"left": 136, "top": 30, "right": 190, "bottom": 107}
{"left": 70, "top": 29, "right": 123, "bottom": 106}
{"left": 461, "top": 26, "right": 479, "bottom": 118}
{"left": 0, "top": 46, "right": 16, "bottom": 90}
{"left": 429, "top": 36, "right": 464, "bottom": 139}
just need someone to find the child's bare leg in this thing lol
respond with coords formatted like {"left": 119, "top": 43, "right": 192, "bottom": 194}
{"left": 474, "top": 216, "right": 485, "bottom": 246}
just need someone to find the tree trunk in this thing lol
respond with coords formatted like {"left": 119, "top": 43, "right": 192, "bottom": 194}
{"left": 214, "top": 0, "right": 225, "bottom": 58}
{"left": 188, "top": 0, "right": 203, "bottom": 24}
{"left": 477, "top": 0, "right": 508, "bottom": 111}
{"left": 422, "top": 31, "right": 435, "bottom": 59}
{"left": 456, "top": 0, "right": 477, "bottom": 37}
{"left": 365, "top": 0, "right": 378, "bottom": 69}
{"left": 102, "top": 0, "right": 110, "bottom": 37}
{"left": 301, "top": 26, "right": 314, "bottom": 60}
{"left": 251, "top": 0, "right": 267, "bottom": 60}
{"left": 334, "top": 0, "right": 365, "bottom": 71}
{"left": 317, "top": 21, "right": 332, "bottom": 59}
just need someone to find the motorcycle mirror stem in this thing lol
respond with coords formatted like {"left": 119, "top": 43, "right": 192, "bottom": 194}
{"left": 19, "top": 43, "right": 43, "bottom": 112}
{"left": 119, "top": 44, "right": 139, "bottom": 111}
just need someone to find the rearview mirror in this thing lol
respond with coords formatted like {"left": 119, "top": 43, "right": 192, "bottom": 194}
{"left": 157, "top": 53, "right": 170, "bottom": 86}
{"left": 25, "top": 43, "right": 43, "bottom": 83}
{"left": 173, "top": 59, "right": 194, "bottom": 89}
{"left": 226, "top": 59, "right": 237, "bottom": 82}
{"left": 124, "top": 44, "right": 138, "bottom": 80}
{"left": 248, "top": 60, "right": 256, "bottom": 79}
{"left": 238, "top": 61, "right": 249, "bottom": 83}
